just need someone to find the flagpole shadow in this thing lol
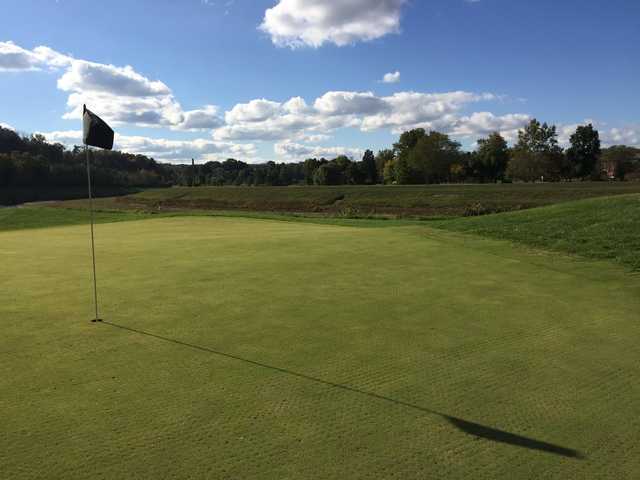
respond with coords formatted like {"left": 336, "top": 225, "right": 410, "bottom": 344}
{"left": 100, "top": 320, "right": 584, "bottom": 460}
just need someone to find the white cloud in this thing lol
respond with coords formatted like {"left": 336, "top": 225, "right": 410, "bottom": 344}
{"left": 225, "top": 98, "right": 283, "bottom": 123}
{"left": 212, "top": 90, "right": 505, "bottom": 143}
{"left": 0, "top": 41, "right": 44, "bottom": 71}
{"left": 448, "top": 112, "right": 531, "bottom": 142}
{"left": 274, "top": 141, "right": 364, "bottom": 160}
{"left": 1, "top": 122, "right": 15, "bottom": 131}
{"left": 175, "top": 105, "right": 224, "bottom": 131}
{"left": 314, "top": 91, "right": 389, "bottom": 116}
{"left": 1, "top": 41, "right": 223, "bottom": 131}
{"left": 382, "top": 71, "right": 401, "bottom": 83}
{"left": 601, "top": 125, "right": 640, "bottom": 147}
{"left": 39, "top": 130, "right": 258, "bottom": 164}
{"left": 260, "top": 0, "right": 408, "bottom": 48}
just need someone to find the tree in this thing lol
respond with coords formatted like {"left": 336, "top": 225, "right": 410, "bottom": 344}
{"left": 600, "top": 146, "right": 640, "bottom": 180}
{"left": 375, "top": 149, "right": 394, "bottom": 182}
{"left": 405, "top": 131, "right": 461, "bottom": 183}
{"left": 382, "top": 159, "right": 396, "bottom": 184}
{"left": 303, "top": 158, "right": 320, "bottom": 185}
{"left": 393, "top": 128, "right": 426, "bottom": 161}
{"left": 313, "top": 162, "right": 343, "bottom": 185}
{"left": 507, "top": 150, "right": 565, "bottom": 182}
{"left": 509, "top": 119, "right": 564, "bottom": 181}
{"left": 361, "top": 149, "right": 377, "bottom": 184}
{"left": 0, "top": 126, "right": 26, "bottom": 154}
{"left": 475, "top": 132, "right": 509, "bottom": 181}
{"left": 566, "top": 124, "right": 601, "bottom": 178}
{"left": 514, "top": 119, "right": 561, "bottom": 154}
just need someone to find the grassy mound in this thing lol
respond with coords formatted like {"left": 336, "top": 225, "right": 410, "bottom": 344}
{"left": 432, "top": 194, "right": 640, "bottom": 270}
{"left": 52, "top": 182, "right": 640, "bottom": 217}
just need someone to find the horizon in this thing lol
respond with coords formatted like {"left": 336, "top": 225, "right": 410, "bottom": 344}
{"left": 1, "top": 0, "right": 639, "bottom": 164}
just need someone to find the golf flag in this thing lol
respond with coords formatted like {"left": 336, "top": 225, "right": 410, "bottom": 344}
{"left": 83, "top": 105, "right": 114, "bottom": 150}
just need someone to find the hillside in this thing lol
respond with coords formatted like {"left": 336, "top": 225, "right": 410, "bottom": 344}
{"left": 432, "top": 194, "right": 640, "bottom": 270}
{"left": 50, "top": 182, "right": 640, "bottom": 218}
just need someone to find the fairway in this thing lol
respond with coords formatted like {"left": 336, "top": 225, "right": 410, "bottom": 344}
{"left": 2, "top": 216, "right": 640, "bottom": 479}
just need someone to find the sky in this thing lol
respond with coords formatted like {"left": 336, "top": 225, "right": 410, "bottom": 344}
{"left": 1, "top": 0, "right": 639, "bottom": 164}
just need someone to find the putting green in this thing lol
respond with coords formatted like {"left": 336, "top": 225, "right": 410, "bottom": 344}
{"left": 2, "top": 216, "right": 639, "bottom": 479}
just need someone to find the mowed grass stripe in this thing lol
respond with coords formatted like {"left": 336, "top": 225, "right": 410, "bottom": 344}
{"left": 2, "top": 217, "right": 639, "bottom": 479}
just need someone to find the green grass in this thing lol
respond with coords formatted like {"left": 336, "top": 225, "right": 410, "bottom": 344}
{"left": 2, "top": 215, "right": 640, "bottom": 479}
{"left": 54, "top": 182, "right": 640, "bottom": 217}
{"left": 432, "top": 194, "right": 640, "bottom": 271}
{"left": 0, "top": 186, "right": 137, "bottom": 206}
{"left": 0, "top": 206, "right": 155, "bottom": 232}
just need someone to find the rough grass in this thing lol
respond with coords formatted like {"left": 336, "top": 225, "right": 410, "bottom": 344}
{"left": 2, "top": 215, "right": 640, "bottom": 479}
{"left": 52, "top": 182, "right": 640, "bottom": 217}
{"left": 432, "top": 194, "right": 640, "bottom": 271}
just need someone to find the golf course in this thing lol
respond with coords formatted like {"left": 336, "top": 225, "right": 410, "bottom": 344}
{"left": 2, "top": 188, "right": 639, "bottom": 479}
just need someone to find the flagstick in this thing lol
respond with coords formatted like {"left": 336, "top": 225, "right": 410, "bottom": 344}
{"left": 85, "top": 144, "right": 101, "bottom": 323}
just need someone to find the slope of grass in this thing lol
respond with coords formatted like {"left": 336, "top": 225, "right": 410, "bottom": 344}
{"left": 431, "top": 194, "right": 640, "bottom": 270}
{"left": 0, "top": 186, "right": 137, "bottom": 206}
{"left": 0, "top": 205, "right": 427, "bottom": 233}
{"left": 54, "top": 182, "right": 640, "bottom": 217}
{"left": 0, "top": 206, "right": 155, "bottom": 232}
{"left": 2, "top": 216, "right": 640, "bottom": 479}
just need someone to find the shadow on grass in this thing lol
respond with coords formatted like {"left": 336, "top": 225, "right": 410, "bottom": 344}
{"left": 101, "top": 320, "right": 583, "bottom": 459}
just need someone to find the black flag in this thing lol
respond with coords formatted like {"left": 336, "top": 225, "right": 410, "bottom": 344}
{"left": 83, "top": 105, "right": 114, "bottom": 150}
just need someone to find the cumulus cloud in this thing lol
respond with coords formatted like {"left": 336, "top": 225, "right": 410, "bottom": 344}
{"left": 1, "top": 41, "right": 223, "bottom": 131}
{"left": 225, "top": 98, "right": 284, "bottom": 123}
{"left": 260, "top": 0, "right": 407, "bottom": 48}
{"left": 314, "top": 91, "right": 389, "bottom": 116}
{"left": 447, "top": 112, "right": 531, "bottom": 142}
{"left": 605, "top": 126, "right": 640, "bottom": 147}
{"left": 557, "top": 122, "right": 640, "bottom": 148}
{"left": 212, "top": 90, "right": 509, "bottom": 144}
{"left": 39, "top": 130, "right": 258, "bottom": 163}
{"left": 382, "top": 71, "right": 400, "bottom": 83}
{"left": 274, "top": 141, "right": 364, "bottom": 160}
{"left": 0, "top": 41, "right": 45, "bottom": 71}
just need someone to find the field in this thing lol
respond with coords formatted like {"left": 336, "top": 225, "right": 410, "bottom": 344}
{"left": 48, "top": 182, "right": 640, "bottom": 217}
{"left": 2, "top": 196, "right": 640, "bottom": 479}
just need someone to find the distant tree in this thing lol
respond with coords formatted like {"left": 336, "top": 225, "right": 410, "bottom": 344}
{"left": 265, "top": 162, "right": 280, "bottom": 185}
{"left": 0, "top": 126, "right": 25, "bottom": 154}
{"left": 0, "top": 154, "right": 16, "bottom": 186}
{"left": 361, "top": 149, "right": 377, "bottom": 184}
{"left": 405, "top": 131, "right": 461, "bottom": 183}
{"left": 313, "top": 163, "right": 342, "bottom": 185}
{"left": 600, "top": 146, "right": 640, "bottom": 180}
{"left": 394, "top": 156, "right": 412, "bottom": 184}
{"left": 475, "top": 132, "right": 509, "bottom": 181}
{"left": 507, "top": 150, "right": 562, "bottom": 182}
{"left": 393, "top": 128, "right": 426, "bottom": 161}
{"left": 382, "top": 159, "right": 396, "bottom": 184}
{"left": 303, "top": 158, "right": 320, "bottom": 185}
{"left": 566, "top": 124, "right": 601, "bottom": 178}
{"left": 375, "top": 149, "right": 394, "bottom": 183}
{"left": 509, "top": 119, "right": 564, "bottom": 181}
{"left": 449, "top": 162, "right": 466, "bottom": 183}
{"left": 515, "top": 119, "right": 562, "bottom": 154}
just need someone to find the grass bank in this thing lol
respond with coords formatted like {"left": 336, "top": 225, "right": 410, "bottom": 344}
{"left": 431, "top": 194, "right": 640, "bottom": 270}
{"left": 50, "top": 182, "right": 640, "bottom": 217}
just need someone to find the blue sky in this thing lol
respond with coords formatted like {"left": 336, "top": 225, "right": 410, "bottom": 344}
{"left": 1, "top": 0, "right": 638, "bottom": 163}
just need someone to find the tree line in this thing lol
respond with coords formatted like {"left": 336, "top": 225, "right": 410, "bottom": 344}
{"left": 1, "top": 120, "right": 639, "bottom": 192}
{"left": 0, "top": 128, "right": 175, "bottom": 189}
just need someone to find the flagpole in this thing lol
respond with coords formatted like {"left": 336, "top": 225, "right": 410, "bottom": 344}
{"left": 85, "top": 144, "right": 100, "bottom": 322}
